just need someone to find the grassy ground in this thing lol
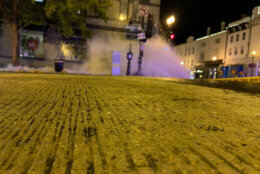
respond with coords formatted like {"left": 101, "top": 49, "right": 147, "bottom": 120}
{"left": 0, "top": 73, "right": 259, "bottom": 174}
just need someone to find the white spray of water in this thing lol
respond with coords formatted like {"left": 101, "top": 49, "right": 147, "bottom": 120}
{"left": 0, "top": 31, "right": 189, "bottom": 78}
{"left": 0, "top": 64, "right": 55, "bottom": 73}
{"left": 0, "top": 64, "right": 89, "bottom": 74}
{"left": 85, "top": 33, "right": 190, "bottom": 78}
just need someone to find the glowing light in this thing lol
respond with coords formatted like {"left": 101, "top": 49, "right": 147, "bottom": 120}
{"left": 119, "top": 14, "right": 126, "bottom": 21}
{"left": 61, "top": 43, "right": 72, "bottom": 58}
{"left": 252, "top": 51, "right": 256, "bottom": 55}
{"left": 166, "top": 15, "right": 175, "bottom": 25}
{"left": 180, "top": 61, "right": 184, "bottom": 65}
{"left": 170, "top": 34, "right": 175, "bottom": 40}
{"left": 212, "top": 57, "right": 217, "bottom": 60}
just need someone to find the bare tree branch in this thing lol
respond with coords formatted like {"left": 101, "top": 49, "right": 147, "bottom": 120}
{"left": 0, "top": 0, "right": 12, "bottom": 23}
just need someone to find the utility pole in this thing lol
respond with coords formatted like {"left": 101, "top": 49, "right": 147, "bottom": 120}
{"left": 137, "top": 16, "right": 145, "bottom": 75}
{"left": 250, "top": 51, "right": 256, "bottom": 77}
{"left": 136, "top": 0, "right": 150, "bottom": 75}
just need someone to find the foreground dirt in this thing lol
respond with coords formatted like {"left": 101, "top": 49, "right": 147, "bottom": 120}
{"left": 0, "top": 73, "right": 259, "bottom": 174}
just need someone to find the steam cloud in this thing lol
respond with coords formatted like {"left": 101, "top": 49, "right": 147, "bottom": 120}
{"left": 85, "top": 32, "right": 189, "bottom": 78}
{"left": 1, "top": 29, "right": 190, "bottom": 79}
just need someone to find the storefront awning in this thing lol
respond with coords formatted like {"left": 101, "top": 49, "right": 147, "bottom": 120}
{"left": 196, "top": 60, "right": 223, "bottom": 67}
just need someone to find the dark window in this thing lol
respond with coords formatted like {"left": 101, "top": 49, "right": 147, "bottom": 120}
{"left": 201, "top": 42, "right": 206, "bottom": 47}
{"left": 215, "top": 38, "right": 220, "bottom": 44}
{"left": 242, "top": 32, "right": 246, "bottom": 40}
{"left": 234, "top": 47, "right": 237, "bottom": 55}
{"left": 229, "top": 48, "right": 232, "bottom": 56}
{"left": 241, "top": 46, "right": 244, "bottom": 54}
{"left": 236, "top": 34, "right": 239, "bottom": 41}
{"left": 192, "top": 47, "right": 195, "bottom": 54}
{"left": 200, "top": 52, "right": 205, "bottom": 60}
{"left": 230, "top": 36, "right": 233, "bottom": 43}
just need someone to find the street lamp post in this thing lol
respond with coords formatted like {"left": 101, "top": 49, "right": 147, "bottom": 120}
{"left": 166, "top": 15, "right": 175, "bottom": 42}
{"left": 126, "top": 43, "right": 133, "bottom": 76}
{"left": 166, "top": 15, "right": 175, "bottom": 27}
{"left": 251, "top": 51, "right": 256, "bottom": 77}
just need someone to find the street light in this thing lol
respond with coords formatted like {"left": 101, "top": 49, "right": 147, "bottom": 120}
{"left": 251, "top": 51, "right": 256, "bottom": 77}
{"left": 166, "top": 15, "right": 175, "bottom": 26}
{"left": 166, "top": 15, "right": 175, "bottom": 43}
{"left": 119, "top": 14, "right": 126, "bottom": 21}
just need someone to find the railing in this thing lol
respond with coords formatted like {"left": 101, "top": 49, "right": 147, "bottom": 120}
{"left": 208, "top": 77, "right": 260, "bottom": 83}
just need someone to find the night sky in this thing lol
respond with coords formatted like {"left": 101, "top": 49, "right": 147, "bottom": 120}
{"left": 160, "top": 0, "right": 260, "bottom": 45}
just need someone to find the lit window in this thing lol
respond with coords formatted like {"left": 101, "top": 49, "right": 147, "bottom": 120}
{"left": 20, "top": 30, "right": 44, "bottom": 58}
{"left": 258, "top": 7, "right": 260, "bottom": 14}
{"left": 35, "top": 0, "right": 43, "bottom": 2}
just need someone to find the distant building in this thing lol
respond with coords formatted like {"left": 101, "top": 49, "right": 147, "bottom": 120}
{"left": 174, "top": 36, "right": 196, "bottom": 78}
{"left": 175, "top": 6, "right": 260, "bottom": 79}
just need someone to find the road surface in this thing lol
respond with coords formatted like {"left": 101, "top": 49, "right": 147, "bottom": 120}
{"left": 0, "top": 73, "right": 259, "bottom": 174}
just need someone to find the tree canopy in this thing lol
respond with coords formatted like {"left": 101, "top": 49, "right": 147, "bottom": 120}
{"left": 45, "top": 0, "right": 111, "bottom": 37}
{"left": 0, "top": 0, "right": 111, "bottom": 65}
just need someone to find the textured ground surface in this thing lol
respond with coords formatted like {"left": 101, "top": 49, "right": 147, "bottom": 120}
{"left": 0, "top": 73, "right": 259, "bottom": 174}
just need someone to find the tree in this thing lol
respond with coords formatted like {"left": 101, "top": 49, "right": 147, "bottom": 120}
{"left": 0, "top": 0, "right": 45, "bottom": 66}
{"left": 0, "top": 0, "right": 111, "bottom": 66}
{"left": 45, "top": 0, "right": 111, "bottom": 38}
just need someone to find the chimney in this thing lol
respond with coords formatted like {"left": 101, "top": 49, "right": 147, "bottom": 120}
{"left": 207, "top": 27, "right": 211, "bottom": 36}
{"left": 221, "top": 21, "right": 226, "bottom": 31}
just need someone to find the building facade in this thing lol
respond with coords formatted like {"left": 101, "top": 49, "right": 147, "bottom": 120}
{"left": 0, "top": 0, "right": 161, "bottom": 74}
{"left": 175, "top": 6, "right": 260, "bottom": 79}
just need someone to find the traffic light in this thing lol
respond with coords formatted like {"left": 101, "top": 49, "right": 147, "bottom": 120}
{"left": 146, "top": 14, "right": 154, "bottom": 38}
{"left": 170, "top": 33, "right": 175, "bottom": 40}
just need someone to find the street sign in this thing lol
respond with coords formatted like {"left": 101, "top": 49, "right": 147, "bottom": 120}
{"left": 139, "top": 5, "right": 149, "bottom": 17}
{"left": 138, "top": 32, "right": 146, "bottom": 40}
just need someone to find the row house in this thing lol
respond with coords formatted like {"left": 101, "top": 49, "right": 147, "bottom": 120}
{"left": 175, "top": 6, "right": 260, "bottom": 79}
